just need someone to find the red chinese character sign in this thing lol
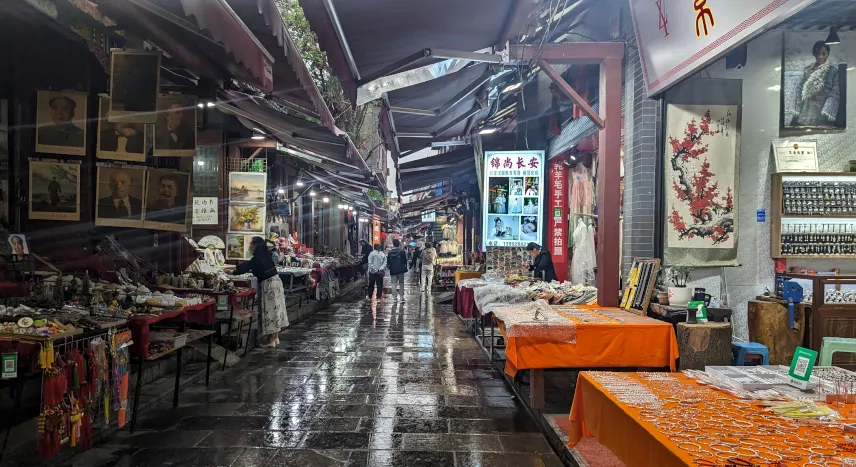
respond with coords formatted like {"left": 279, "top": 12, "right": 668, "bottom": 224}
{"left": 664, "top": 104, "right": 739, "bottom": 266}
{"left": 372, "top": 215, "right": 381, "bottom": 246}
{"left": 482, "top": 150, "right": 544, "bottom": 249}
{"left": 548, "top": 160, "right": 568, "bottom": 282}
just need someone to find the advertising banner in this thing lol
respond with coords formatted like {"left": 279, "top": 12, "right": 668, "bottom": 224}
{"left": 548, "top": 160, "right": 568, "bottom": 282}
{"left": 482, "top": 150, "right": 544, "bottom": 249}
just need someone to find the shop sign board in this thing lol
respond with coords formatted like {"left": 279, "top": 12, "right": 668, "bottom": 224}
{"left": 372, "top": 215, "right": 381, "bottom": 246}
{"left": 421, "top": 210, "right": 436, "bottom": 223}
{"left": 548, "top": 160, "right": 569, "bottom": 282}
{"left": 192, "top": 197, "right": 218, "bottom": 225}
{"left": 629, "top": 0, "right": 817, "bottom": 96}
{"left": 482, "top": 150, "right": 544, "bottom": 249}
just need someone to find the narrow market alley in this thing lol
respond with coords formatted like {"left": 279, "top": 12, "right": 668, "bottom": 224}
{"left": 63, "top": 278, "right": 563, "bottom": 467}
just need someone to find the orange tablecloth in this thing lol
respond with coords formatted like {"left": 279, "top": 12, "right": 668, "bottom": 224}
{"left": 569, "top": 372, "right": 855, "bottom": 467}
{"left": 497, "top": 307, "right": 678, "bottom": 376}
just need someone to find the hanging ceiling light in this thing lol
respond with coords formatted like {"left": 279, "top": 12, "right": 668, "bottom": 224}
{"left": 296, "top": 180, "right": 304, "bottom": 187}
{"left": 309, "top": 190, "right": 317, "bottom": 196}
{"left": 322, "top": 197, "right": 330, "bottom": 203}
{"left": 479, "top": 127, "right": 498, "bottom": 135}
{"left": 827, "top": 27, "right": 841, "bottom": 45}
{"left": 251, "top": 132, "right": 265, "bottom": 140}
{"left": 278, "top": 188, "right": 285, "bottom": 194}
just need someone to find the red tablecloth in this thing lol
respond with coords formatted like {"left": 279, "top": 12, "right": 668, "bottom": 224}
{"left": 128, "top": 308, "right": 187, "bottom": 358}
{"left": 184, "top": 300, "right": 217, "bottom": 325}
{"left": 230, "top": 288, "right": 255, "bottom": 307}
{"left": 156, "top": 286, "right": 256, "bottom": 308}
{"left": 454, "top": 286, "right": 476, "bottom": 319}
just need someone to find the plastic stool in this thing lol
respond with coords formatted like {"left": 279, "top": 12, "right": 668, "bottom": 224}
{"left": 731, "top": 342, "right": 770, "bottom": 366}
{"left": 819, "top": 337, "right": 856, "bottom": 366}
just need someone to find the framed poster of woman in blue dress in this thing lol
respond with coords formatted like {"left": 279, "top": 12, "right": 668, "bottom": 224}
{"left": 781, "top": 32, "right": 847, "bottom": 133}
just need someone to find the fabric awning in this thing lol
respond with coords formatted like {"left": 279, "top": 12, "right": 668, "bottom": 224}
{"left": 298, "top": 0, "right": 538, "bottom": 155}
{"left": 399, "top": 146, "right": 475, "bottom": 173}
{"left": 178, "top": 0, "right": 274, "bottom": 91}
{"left": 93, "top": 0, "right": 271, "bottom": 91}
{"left": 298, "top": 0, "right": 537, "bottom": 104}
{"left": 217, "top": 91, "right": 382, "bottom": 188}
{"left": 388, "top": 64, "right": 491, "bottom": 152}
{"left": 227, "top": 0, "right": 337, "bottom": 130}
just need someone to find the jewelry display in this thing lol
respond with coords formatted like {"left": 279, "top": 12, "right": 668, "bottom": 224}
{"left": 783, "top": 181, "right": 856, "bottom": 215}
{"left": 584, "top": 371, "right": 856, "bottom": 466}
{"left": 780, "top": 223, "right": 856, "bottom": 256}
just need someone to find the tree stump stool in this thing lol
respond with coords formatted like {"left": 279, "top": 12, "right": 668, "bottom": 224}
{"left": 677, "top": 322, "right": 732, "bottom": 370}
{"left": 748, "top": 299, "right": 805, "bottom": 365}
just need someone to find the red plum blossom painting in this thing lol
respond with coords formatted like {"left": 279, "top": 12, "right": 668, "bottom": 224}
{"left": 665, "top": 104, "right": 737, "bottom": 250}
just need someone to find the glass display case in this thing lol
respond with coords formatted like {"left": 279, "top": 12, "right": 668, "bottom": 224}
{"left": 771, "top": 173, "right": 856, "bottom": 259}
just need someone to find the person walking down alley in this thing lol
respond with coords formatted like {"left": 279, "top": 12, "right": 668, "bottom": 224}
{"left": 420, "top": 242, "right": 437, "bottom": 292}
{"left": 387, "top": 239, "right": 408, "bottom": 302}
{"left": 360, "top": 239, "right": 372, "bottom": 283}
{"left": 233, "top": 237, "right": 289, "bottom": 347}
{"left": 367, "top": 243, "right": 387, "bottom": 300}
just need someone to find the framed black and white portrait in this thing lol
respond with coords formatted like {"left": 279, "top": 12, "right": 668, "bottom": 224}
{"left": 109, "top": 50, "right": 161, "bottom": 124}
{"left": 95, "top": 166, "right": 147, "bottom": 228}
{"left": 97, "top": 97, "right": 147, "bottom": 162}
{"left": 153, "top": 95, "right": 196, "bottom": 157}
{"left": 143, "top": 169, "right": 190, "bottom": 232}
{"left": 28, "top": 160, "right": 80, "bottom": 221}
{"left": 781, "top": 32, "right": 847, "bottom": 133}
{"left": 35, "top": 90, "right": 88, "bottom": 156}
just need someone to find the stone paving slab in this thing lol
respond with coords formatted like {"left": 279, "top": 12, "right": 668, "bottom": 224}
{"left": 44, "top": 275, "right": 568, "bottom": 467}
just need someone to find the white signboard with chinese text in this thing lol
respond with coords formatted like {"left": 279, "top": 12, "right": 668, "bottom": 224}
{"left": 482, "top": 150, "right": 544, "bottom": 249}
{"left": 192, "top": 197, "right": 218, "bottom": 225}
{"left": 629, "top": 0, "right": 816, "bottom": 96}
{"left": 773, "top": 140, "right": 818, "bottom": 172}
{"left": 421, "top": 210, "right": 436, "bottom": 223}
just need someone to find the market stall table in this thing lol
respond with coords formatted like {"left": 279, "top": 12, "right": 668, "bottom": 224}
{"left": 568, "top": 371, "right": 856, "bottom": 466}
{"left": 495, "top": 306, "right": 679, "bottom": 408}
{"left": 156, "top": 286, "right": 256, "bottom": 370}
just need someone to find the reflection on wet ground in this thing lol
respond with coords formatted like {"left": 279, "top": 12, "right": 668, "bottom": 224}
{"left": 61, "top": 276, "right": 564, "bottom": 466}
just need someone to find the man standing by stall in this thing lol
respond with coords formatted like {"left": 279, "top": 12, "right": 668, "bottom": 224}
{"left": 420, "top": 242, "right": 437, "bottom": 292}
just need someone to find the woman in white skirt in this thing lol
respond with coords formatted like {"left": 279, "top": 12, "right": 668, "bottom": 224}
{"left": 234, "top": 236, "right": 289, "bottom": 347}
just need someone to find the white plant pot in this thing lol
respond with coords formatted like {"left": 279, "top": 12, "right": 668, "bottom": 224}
{"left": 668, "top": 286, "right": 693, "bottom": 307}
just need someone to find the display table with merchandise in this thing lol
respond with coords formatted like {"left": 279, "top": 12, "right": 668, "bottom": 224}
{"left": 494, "top": 306, "right": 678, "bottom": 408}
{"left": 569, "top": 370, "right": 856, "bottom": 467}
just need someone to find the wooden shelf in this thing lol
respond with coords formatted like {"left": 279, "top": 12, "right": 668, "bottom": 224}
{"left": 771, "top": 172, "right": 856, "bottom": 259}
{"left": 781, "top": 214, "right": 856, "bottom": 218}
{"left": 776, "top": 255, "right": 856, "bottom": 259}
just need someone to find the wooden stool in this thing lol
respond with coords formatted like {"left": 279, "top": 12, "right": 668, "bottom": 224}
{"left": 676, "top": 322, "right": 732, "bottom": 370}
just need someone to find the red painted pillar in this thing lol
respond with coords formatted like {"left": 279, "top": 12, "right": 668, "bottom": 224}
{"left": 596, "top": 56, "right": 623, "bottom": 307}
{"left": 547, "top": 159, "right": 569, "bottom": 282}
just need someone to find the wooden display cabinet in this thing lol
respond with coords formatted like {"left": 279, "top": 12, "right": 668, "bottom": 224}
{"left": 776, "top": 273, "right": 856, "bottom": 370}
{"left": 771, "top": 172, "right": 856, "bottom": 259}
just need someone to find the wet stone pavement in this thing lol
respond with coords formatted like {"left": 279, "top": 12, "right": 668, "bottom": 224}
{"left": 67, "top": 275, "right": 564, "bottom": 467}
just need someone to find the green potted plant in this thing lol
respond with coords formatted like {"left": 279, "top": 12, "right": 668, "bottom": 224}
{"left": 667, "top": 266, "right": 695, "bottom": 307}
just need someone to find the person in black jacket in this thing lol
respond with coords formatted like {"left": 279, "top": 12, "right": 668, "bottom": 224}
{"left": 410, "top": 245, "right": 422, "bottom": 271}
{"left": 359, "top": 239, "right": 372, "bottom": 284}
{"left": 525, "top": 242, "right": 557, "bottom": 283}
{"left": 387, "top": 239, "right": 408, "bottom": 301}
{"left": 233, "top": 237, "right": 289, "bottom": 347}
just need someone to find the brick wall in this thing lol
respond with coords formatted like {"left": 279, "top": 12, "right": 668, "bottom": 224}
{"left": 621, "top": 30, "right": 661, "bottom": 277}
